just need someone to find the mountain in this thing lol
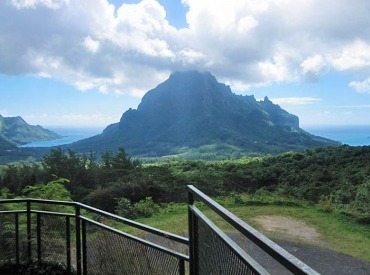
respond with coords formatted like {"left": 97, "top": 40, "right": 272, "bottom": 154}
{"left": 70, "top": 71, "right": 339, "bottom": 158}
{"left": 0, "top": 115, "right": 62, "bottom": 146}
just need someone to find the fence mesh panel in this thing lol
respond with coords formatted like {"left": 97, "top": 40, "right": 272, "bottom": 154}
{"left": 0, "top": 212, "right": 29, "bottom": 264}
{"left": 195, "top": 214, "right": 258, "bottom": 275}
{"left": 85, "top": 221, "right": 182, "bottom": 275}
{"left": 39, "top": 214, "right": 69, "bottom": 265}
{"left": 0, "top": 213, "right": 17, "bottom": 262}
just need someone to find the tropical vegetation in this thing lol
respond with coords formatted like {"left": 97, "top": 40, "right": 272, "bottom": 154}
{"left": 0, "top": 145, "right": 369, "bottom": 224}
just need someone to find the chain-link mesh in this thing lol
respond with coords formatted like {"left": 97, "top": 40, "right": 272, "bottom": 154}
{"left": 84, "top": 221, "right": 183, "bottom": 275}
{"left": 229, "top": 232, "right": 295, "bottom": 275}
{"left": 0, "top": 213, "right": 17, "bottom": 262}
{"left": 195, "top": 214, "right": 259, "bottom": 275}
{"left": 39, "top": 214, "right": 68, "bottom": 265}
{"left": 0, "top": 212, "right": 29, "bottom": 264}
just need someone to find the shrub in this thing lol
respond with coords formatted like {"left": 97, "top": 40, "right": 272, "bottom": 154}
{"left": 115, "top": 197, "right": 160, "bottom": 219}
{"left": 116, "top": 197, "right": 137, "bottom": 219}
{"left": 134, "top": 197, "right": 160, "bottom": 218}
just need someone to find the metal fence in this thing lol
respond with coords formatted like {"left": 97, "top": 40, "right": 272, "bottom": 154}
{"left": 187, "top": 185, "right": 320, "bottom": 275}
{"left": 0, "top": 199, "right": 188, "bottom": 275}
{"left": 1, "top": 186, "right": 320, "bottom": 275}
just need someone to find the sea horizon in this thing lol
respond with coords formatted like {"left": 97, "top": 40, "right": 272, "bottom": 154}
{"left": 20, "top": 124, "right": 370, "bottom": 148}
{"left": 302, "top": 124, "right": 370, "bottom": 146}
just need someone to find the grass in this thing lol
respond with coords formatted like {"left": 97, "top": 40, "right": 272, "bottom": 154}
{"left": 118, "top": 196, "right": 370, "bottom": 263}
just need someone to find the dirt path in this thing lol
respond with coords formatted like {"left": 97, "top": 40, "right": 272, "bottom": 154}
{"left": 253, "top": 215, "right": 324, "bottom": 245}
{"left": 241, "top": 215, "right": 370, "bottom": 275}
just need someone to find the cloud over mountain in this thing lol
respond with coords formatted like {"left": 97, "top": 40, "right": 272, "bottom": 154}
{"left": 1, "top": 0, "right": 370, "bottom": 96}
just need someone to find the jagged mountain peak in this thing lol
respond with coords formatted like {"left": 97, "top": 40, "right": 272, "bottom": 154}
{"left": 71, "top": 71, "right": 339, "bottom": 158}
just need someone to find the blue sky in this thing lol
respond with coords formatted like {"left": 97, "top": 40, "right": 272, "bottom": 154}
{"left": 1, "top": 0, "right": 370, "bottom": 128}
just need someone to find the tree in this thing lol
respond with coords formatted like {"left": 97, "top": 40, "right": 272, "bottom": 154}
{"left": 22, "top": 178, "right": 72, "bottom": 202}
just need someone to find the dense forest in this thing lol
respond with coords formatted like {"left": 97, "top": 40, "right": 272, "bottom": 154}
{"left": 0, "top": 145, "right": 369, "bottom": 223}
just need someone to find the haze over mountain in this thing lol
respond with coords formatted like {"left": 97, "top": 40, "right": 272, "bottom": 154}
{"left": 70, "top": 71, "right": 338, "bottom": 158}
{"left": 0, "top": 115, "right": 62, "bottom": 148}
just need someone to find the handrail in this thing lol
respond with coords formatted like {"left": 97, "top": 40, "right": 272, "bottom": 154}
{"left": 187, "top": 185, "right": 320, "bottom": 275}
{"left": 0, "top": 198, "right": 76, "bottom": 206}
{"left": 190, "top": 204, "right": 268, "bottom": 275}
{"left": 0, "top": 198, "right": 189, "bottom": 275}
{"left": 0, "top": 198, "right": 189, "bottom": 245}
{"left": 77, "top": 202, "right": 189, "bottom": 244}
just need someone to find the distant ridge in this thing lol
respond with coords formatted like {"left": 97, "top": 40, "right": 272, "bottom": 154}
{"left": 0, "top": 115, "right": 62, "bottom": 146}
{"left": 70, "top": 71, "right": 339, "bottom": 158}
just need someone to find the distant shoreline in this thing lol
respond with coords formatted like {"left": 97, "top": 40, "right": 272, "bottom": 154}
{"left": 20, "top": 125, "right": 370, "bottom": 148}
{"left": 19, "top": 126, "right": 103, "bottom": 148}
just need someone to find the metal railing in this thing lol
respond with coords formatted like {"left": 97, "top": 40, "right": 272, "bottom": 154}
{"left": 0, "top": 198, "right": 188, "bottom": 275}
{"left": 187, "top": 185, "right": 320, "bottom": 275}
{"left": 1, "top": 186, "right": 320, "bottom": 275}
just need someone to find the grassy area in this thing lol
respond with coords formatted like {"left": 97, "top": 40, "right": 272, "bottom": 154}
{"left": 120, "top": 196, "right": 370, "bottom": 263}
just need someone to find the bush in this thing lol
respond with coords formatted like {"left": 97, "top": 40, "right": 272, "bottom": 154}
{"left": 134, "top": 197, "right": 160, "bottom": 218}
{"left": 115, "top": 197, "right": 160, "bottom": 219}
{"left": 115, "top": 197, "right": 137, "bottom": 219}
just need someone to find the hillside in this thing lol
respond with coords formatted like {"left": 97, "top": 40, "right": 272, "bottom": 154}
{"left": 0, "top": 134, "right": 16, "bottom": 150}
{"left": 70, "top": 71, "right": 338, "bottom": 157}
{"left": 0, "top": 115, "right": 62, "bottom": 145}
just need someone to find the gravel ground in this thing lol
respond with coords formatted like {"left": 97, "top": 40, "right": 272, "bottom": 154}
{"left": 228, "top": 233, "right": 370, "bottom": 275}
{"left": 276, "top": 240, "right": 370, "bottom": 275}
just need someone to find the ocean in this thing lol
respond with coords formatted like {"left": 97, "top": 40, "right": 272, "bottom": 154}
{"left": 19, "top": 127, "right": 103, "bottom": 148}
{"left": 20, "top": 125, "right": 370, "bottom": 148}
{"left": 303, "top": 125, "right": 370, "bottom": 146}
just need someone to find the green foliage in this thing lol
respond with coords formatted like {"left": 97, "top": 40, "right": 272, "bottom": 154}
{"left": 1, "top": 145, "right": 369, "bottom": 223}
{"left": 134, "top": 197, "right": 160, "bottom": 218}
{"left": 0, "top": 115, "right": 61, "bottom": 145}
{"left": 115, "top": 197, "right": 160, "bottom": 219}
{"left": 116, "top": 197, "right": 136, "bottom": 219}
{"left": 0, "top": 162, "right": 43, "bottom": 194}
{"left": 0, "top": 187, "right": 12, "bottom": 199}
{"left": 353, "top": 181, "right": 370, "bottom": 212}
{"left": 22, "top": 178, "right": 72, "bottom": 201}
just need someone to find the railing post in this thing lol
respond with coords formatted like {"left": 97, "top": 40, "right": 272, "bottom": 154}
{"left": 37, "top": 213, "right": 41, "bottom": 265}
{"left": 188, "top": 189, "right": 196, "bottom": 275}
{"left": 179, "top": 258, "right": 185, "bottom": 275}
{"left": 66, "top": 216, "right": 71, "bottom": 274}
{"left": 15, "top": 212, "right": 19, "bottom": 268}
{"left": 82, "top": 220, "right": 87, "bottom": 275}
{"left": 26, "top": 200, "right": 32, "bottom": 263}
{"left": 75, "top": 204, "right": 82, "bottom": 275}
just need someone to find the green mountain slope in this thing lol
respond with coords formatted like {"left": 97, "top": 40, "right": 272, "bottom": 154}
{"left": 70, "top": 71, "right": 339, "bottom": 157}
{"left": 0, "top": 115, "right": 62, "bottom": 145}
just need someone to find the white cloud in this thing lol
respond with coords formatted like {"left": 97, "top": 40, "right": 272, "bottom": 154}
{"left": 83, "top": 36, "right": 100, "bottom": 54}
{"left": 330, "top": 40, "right": 370, "bottom": 71}
{"left": 258, "top": 48, "right": 298, "bottom": 83}
{"left": 271, "top": 97, "right": 321, "bottom": 105}
{"left": 300, "top": 55, "right": 327, "bottom": 75}
{"left": 1, "top": 0, "right": 370, "bottom": 95}
{"left": 349, "top": 78, "right": 370, "bottom": 94}
{"left": 24, "top": 112, "right": 120, "bottom": 127}
{"left": 10, "top": 0, "right": 69, "bottom": 9}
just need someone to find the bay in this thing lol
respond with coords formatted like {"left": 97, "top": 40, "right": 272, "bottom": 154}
{"left": 20, "top": 127, "right": 103, "bottom": 148}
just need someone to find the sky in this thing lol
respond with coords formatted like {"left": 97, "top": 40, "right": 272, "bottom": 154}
{"left": 1, "top": 0, "right": 370, "bottom": 129}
